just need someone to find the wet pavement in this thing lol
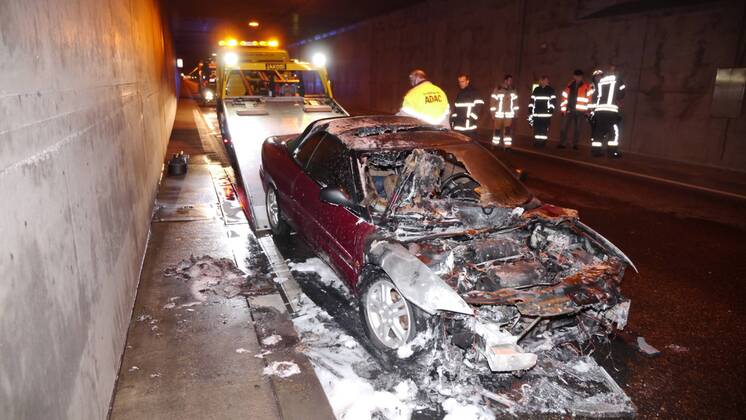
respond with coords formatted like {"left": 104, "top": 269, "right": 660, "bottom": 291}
{"left": 491, "top": 145, "right": 746, "bottom": 419}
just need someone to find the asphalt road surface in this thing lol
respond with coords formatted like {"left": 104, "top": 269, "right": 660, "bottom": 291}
{"left": 491, "top": 145, "right": 746, "bottom": 418}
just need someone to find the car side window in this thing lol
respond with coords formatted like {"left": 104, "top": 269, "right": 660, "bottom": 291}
{"left": 306, "top": 135, "right": 356, "bottom": 197}
{"left": 294, "top": 131, "right": 325, "bottom": 168}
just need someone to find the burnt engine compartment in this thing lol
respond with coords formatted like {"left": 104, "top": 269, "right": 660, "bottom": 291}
{"left": 361, "top": 148, "right": 629, "bottom": 351}
{"left": 410, "top": 221, "right": 607, "bottom": 295}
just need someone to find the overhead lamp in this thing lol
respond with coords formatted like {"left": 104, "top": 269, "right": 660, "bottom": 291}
{"left": 248, "top": 21, "right": 259, "bottom": 27}
{"left": 176, "top": 58, "right": 183, "bottom": 68}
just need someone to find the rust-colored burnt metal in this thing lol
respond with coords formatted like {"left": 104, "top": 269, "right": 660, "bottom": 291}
{"left": 462, "top": 260, "right": 624, "bottom": 317}
{"left": 522, "top": 204, "right": 579, "bottom": 221}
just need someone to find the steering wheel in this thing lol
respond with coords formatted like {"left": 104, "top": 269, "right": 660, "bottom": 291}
{"left": 440, "top": 172, "right": 480, "bottom": 200}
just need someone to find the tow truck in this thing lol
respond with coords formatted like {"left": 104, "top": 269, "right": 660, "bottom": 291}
{"left": 215, "top": 39, "right": 348, "bottom": 231}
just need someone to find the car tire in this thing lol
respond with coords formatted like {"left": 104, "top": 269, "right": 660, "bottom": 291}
{"left": 266, "top": 186, "right": 290, "bottom": 238}
{"left": 358, "top": 268, "right": 430, "bottom": 361}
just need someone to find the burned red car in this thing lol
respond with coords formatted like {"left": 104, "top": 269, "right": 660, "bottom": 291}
{"left": 260, "top": 115, "right": 635, "bottom": 372}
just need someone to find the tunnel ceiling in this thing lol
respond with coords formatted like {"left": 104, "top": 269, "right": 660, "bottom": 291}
{"left": 166, "top": 0, "right": 425, "bottom": 66}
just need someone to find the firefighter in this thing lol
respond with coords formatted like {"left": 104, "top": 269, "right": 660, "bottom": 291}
{"left": 559, "top": 69, "right": 593, "bottom": 149}
{"left": 450, "top": 74, "right": 484, "bottom": 140}
{"left": 490, "top": 75, "right": 519, "bottom": 149}
{"left": 589, "top": 67, "right": 625, "bottom": 157}
{"left": 528, "top": 75, "right": 556, "bottom": 147}
{"left": 398, "top": 69, "right": 450, "bottom": 128}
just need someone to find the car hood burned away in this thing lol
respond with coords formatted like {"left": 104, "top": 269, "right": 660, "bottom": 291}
{"left": 359, "top": 145, "right": 635, "bottom": 372}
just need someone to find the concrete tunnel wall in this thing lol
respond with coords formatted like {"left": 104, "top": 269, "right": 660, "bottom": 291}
{"left": 0, "top": 0, "right": 177, "bottom": 418}
{"left": 292, "top": 0, "right": 746, "bottom": 171}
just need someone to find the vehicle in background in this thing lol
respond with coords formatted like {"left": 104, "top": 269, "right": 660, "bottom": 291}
{"left": 260, "top": 115, "right": 635, "bottom": 374}
{"left": 215, "top": 39, "right": 347, "bottom": 230}
{"left": 197, "top": 56, "right": 217, "bottom": 106}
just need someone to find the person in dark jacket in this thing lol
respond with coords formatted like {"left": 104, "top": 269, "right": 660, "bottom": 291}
{"left": 528, "top": 75, "right": 556, "bottom": 147}
{"left": 450, "top": 74, "right": 484, "bottom": 140}
{"left": 559, "top": 69, "right": 593, "bottom": 149}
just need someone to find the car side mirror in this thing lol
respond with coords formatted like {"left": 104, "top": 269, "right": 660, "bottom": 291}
{"left": 319, "top": 186, "right": 356, "bottom": 208}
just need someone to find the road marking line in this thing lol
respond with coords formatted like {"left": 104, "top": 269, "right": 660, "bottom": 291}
{"left": 511, "top": 146, "right": 746, "bottom": 201}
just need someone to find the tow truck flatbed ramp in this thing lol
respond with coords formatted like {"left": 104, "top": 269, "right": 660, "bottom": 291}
{"left": 223, "top": 97, "right": 345, "bottom": 231}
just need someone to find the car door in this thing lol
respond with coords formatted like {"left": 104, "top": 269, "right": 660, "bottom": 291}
{"left": 281, "top": 130, "right": 325, "bottom": 225}
{"left": 291, "top": 134, "right": 364, "bottom": 285}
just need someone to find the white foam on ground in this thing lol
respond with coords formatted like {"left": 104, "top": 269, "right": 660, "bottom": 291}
{"left": 263, "top": 361, "right": 301, "bottom": 378}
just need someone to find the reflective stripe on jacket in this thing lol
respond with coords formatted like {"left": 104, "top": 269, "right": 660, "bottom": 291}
{"left": 490, "top": 87, "right": 519, "bottom": 119}
{"left": 451, "top": 85, "right": 484, "bottom": 132}
{"left": 590, "top": 74, "right": 626, "bottom": 113}
{"left": 529, "top": 85, "right": 556, "bottom": 117}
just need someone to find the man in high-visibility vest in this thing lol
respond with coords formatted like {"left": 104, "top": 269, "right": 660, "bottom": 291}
{"left": 450, "top": 74, "right": 484, "bottom": 140}
{"left": 398, "top": 69, "right": 450, "bottom": 128}
{"left": 558, "top": 69, "right": 593, "bottom": 149}
{"left": 588, "top": 67, "right": 626, "bottom": 157}
{"left": 528, "top": 75, "right": 556, "bottom": 147}
{"left": 490, "top": 75, "right": 519, "bottom": 149}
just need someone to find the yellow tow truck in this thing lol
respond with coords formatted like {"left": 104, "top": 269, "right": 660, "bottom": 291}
{"left": 214, "top": 39, "right": 347, "bottom": 230}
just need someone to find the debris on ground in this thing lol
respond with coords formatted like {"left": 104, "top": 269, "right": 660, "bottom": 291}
{"left": 163, "top": 255, "right": 274, "bottom": 301}
{"left": 261, "top": 334, "right": 283, "bottom": 346}
{"left": 263, "top": 361, "right": 301, "bottom": 378}
{"left": 235, "top": 348, "right": 250, "bottom": 354}
{"left": 128, "top": 366, "right": 139, "bottom": 372}
{"left": 665, "top": 344, "right": 689, "bottom": 353}
{"left": 254, "top": 350, "right": 272, "bottom": 359}
{"left": 291, "top": 257, "right": 637, "bottom": 419}
{"left": 637, "top": 336, "right": 661, "bottom": 356}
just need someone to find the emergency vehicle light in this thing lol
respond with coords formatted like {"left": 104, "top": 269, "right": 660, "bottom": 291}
{"left": 219, "top": 39, "right": 239, "bottom": 47}
{"left": 223, "top": 52, "right": 239, "bottom": 66}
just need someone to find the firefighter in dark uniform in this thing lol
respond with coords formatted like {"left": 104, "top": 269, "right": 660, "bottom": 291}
{"left": 450, "top": 74, "right": 484, "bottom": 141}
{"left": 528, "top": 75, "right": 556, "bottom": 147}
{"left": 589, "top": 67, "right": 626, "bottom": 157}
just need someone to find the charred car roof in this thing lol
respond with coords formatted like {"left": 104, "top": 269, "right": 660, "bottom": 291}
{"left": 322, "top": 115, "right": 468, "bottom": 151}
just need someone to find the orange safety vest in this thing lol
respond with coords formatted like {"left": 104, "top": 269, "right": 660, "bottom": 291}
{"left": 560, "top": 81, "right": 594, "bottom": 113}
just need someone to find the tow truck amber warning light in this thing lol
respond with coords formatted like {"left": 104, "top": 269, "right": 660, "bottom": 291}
{"left": 219, "top": 39, "right": 279, "bottom": 47}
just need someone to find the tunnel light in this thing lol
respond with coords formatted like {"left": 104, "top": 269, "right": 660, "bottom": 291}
{"left": 249, "top": 21, "right": 259, "bottom": 27}
{"left": 224, "top": 52, "right": 239, "bottom": 66}
{"left": 312, "top": 52, "right": 327, "bottom": 67}
{"left": 176, "top": 58, "right": 183, "bottom": 68}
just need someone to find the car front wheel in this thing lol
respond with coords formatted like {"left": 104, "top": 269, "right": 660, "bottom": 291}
{"left": 359, "top": 271, "right": 427, "bottom": 357}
